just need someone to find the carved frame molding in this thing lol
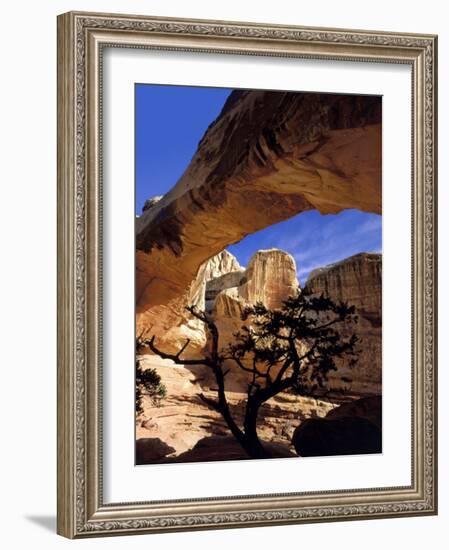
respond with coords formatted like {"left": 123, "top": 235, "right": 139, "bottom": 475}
{"left": 57, "top": 11, "right": 437, "bottom": 538}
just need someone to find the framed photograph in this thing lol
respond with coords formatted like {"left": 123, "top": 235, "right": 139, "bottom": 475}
{"left": 57, "top": 11, "right": 438, "bottom": 538}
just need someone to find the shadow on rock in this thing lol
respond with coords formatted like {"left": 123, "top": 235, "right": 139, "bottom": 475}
{"left": 164, "top": 435, "right": 295, "bottom": 463}
{"left": 136, "top": 438, "right": 176, "bottom": 465}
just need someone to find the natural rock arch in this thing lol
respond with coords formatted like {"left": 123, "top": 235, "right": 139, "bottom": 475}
{"left": 135, "top": 90, "right": 381, "bottom": 344}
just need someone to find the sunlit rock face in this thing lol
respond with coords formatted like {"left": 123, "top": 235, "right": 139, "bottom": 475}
{"left": 202, "top": 248, "right": 242, "bottom": 277}
{"left": 136, "top": 90, "right": 381, "bottom": 320}
{"left": 305, "top": 253, "right": 382, "bottom": 395}
{"left": 205, "top": 272, "right": 245, "bottom": 312}
{"left": 142, "top": 195, "right": 163, "bottom": 213}
{"left": 211, "top": 249, "right": 299, "bottom": 344}
{"left": 137, "top": 250, "right": 243, "bottom": 356}
{"left": 239, "top": 249, "right": 299, "bottom": 309}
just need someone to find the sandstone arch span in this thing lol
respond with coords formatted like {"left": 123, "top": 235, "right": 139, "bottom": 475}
{"left": 135, "top": 90, "right": 381, "bottom": 345}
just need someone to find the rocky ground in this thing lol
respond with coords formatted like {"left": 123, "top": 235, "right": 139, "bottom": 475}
{"left": 136, "top": 355, "right": 352, "bottom": 464}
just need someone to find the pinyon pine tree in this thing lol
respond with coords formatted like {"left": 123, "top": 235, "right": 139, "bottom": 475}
{"left": 146, "top": 290, "right": 359, "bottom": 459}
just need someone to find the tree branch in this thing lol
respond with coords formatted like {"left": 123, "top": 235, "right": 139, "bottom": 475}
{"left": 147, "top": 336, "right": 211, "bottom": 366}
{"left": 228, "top": 352, "right": 266, "bottom": 378}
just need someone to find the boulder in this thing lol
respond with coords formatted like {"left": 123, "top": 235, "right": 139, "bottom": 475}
{"left": 326, "top": 395, "right": 382, "bottom": 429}
{"left": 292, "top": 416, "right": 381, "bottom": 457}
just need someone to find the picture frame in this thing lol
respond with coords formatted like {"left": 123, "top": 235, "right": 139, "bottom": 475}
{"left": 57, "top": 11, "right": 438, "bottom": 538}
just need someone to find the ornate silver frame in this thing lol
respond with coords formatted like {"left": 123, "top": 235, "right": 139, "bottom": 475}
{"left": 57, "top": 11, "right": 438, "bottom": 538}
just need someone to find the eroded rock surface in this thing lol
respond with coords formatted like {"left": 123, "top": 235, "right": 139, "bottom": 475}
{"left": 136, "top": 91, "right": 381, "bottom": 317}
{"left": 137, "top": 250, "right": 243, "bottom": 355}
{"left": 239, "top": 249, "right": 299, "bottom": 308}
{"left": 305, "top": 253, "right": 382, "bottom": 394}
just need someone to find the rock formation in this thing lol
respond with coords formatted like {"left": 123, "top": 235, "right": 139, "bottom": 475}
{"left": 204, "top": 249, "right": 299, "bottom": 388}
{"left": 137, "top": 250, "right": 243, "bottom": 355}
{"left": 134, "top": 89, "right": 384, "bottom": 463}
{"left": 142, "top": 195, "right": 163, "bottom": 213}
{"left": 292, "top": 395, "right": 382, "bottom": 457}
{"left": 305, "top": 253, "right": 382, "bottom": 394}
{"left": 136, "top": 91, "right": 382, "bottom": 327}
{"left": 145, "top": 248, "right": 299, "bottom": 388}
{"left": 204, "top": 250, "right": 382, "bottom": 394}
{"left": 141, "top": 248, "right": 382, "bottom": 394}
{"left": 239, "top": 249, "right": 299, "bottom": 309}
{"left": 292, "top": 415, "right": 381, "bottom": 457}
{"left": 201, "top": 248, "right": 243, "bottom": 281}
{"left": 326, "top": 395, "right": 382, "bottom": 429}
{"left": 137, "top": 248, "right": 382, "bottom": 461}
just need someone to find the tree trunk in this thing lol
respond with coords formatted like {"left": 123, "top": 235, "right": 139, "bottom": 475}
{"left": 242, "top": 399, "right": 272, "bottom": 459}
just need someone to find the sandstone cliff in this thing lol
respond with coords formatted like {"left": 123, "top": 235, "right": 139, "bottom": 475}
{"left": 239, "top": 249, "right": 299, "bottom": 309}
{"left": 210, "top": 249, "right": 298, "bottom": 342}
{"left": 137, "top": 250, "right": 243, "bottom": 355}
{"left": 208, "top": 249, "right": 299, "bottom": 388}
{"left": 205, "top": 249, "right": 383, "bottom": 396}
{"left": 141, "top": 247, "right": 382, "bottom": 395}
{"left": 305, "top": 253, "right": 382, "bottom": 394}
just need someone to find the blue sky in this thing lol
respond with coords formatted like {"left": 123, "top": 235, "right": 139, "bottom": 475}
{"left": 135, "top": 84, "right": 382, "bottom": 285}
{"left": 136, "top": 84, "right": 232, "bottom": 212}
{"left": 227, "top": 210, "right": 381, "bottom": 286}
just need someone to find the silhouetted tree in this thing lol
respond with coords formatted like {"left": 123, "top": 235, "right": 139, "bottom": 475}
{"left": 136, "top": 336, "right": 167, "bottom": 417}
{"left": 146, "top": 290, "right": 359, "bottom": 459}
